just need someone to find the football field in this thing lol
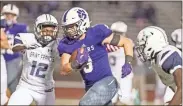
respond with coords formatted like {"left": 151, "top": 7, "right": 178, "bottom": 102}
{"left": 54, "top": 87, "right": 155, "bottom": 105}
{"left": 54, "top": 99, "right": 154, "bottom": 105}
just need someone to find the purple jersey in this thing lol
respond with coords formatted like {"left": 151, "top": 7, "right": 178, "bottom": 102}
{"left": 58, "top": 24, "right": 113, "bottom": 87}
{"left": 4, "top": 23, "right": 28, "bottom": 61}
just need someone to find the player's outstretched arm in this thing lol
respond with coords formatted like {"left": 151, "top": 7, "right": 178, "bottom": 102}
{"left": 12, "top": 33, "right": 42, "bottom": 52}
{"left": 102, "top": 33, "right": 133, "bottom": 78}
{"left": 102, "top": 33, "right": 133, "bottom": 58}
{"left": 1, "top": 28, "right": 10, "bottom": 49}
{"left": 12, "top": 45, "right": 26, "bottom": 52}
{"left": 12, "top": 34, "right": 26, "bottom": 52}
{"left": 168, "top": 68, "right": 182, "bottom": 105}
{"left": 60, "top": 53, "right": 72, "bottom": 75}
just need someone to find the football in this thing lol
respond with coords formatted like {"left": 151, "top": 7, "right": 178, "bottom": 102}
{"left": 70, "top": 47, "right": 85, "bottom": 62}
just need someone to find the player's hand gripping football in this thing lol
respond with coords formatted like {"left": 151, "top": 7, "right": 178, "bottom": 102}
{"left": 71, "top": 48, "right": 89, "bottom": 70}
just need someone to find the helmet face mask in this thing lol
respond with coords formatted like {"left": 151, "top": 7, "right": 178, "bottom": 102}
{"left": 135, "top": 44, "right": 148, "bottom": 62}
{"left": 62, "top": 21, "right": 83, "bottom": 40}
{"left": 36, "top": 24, "right": 58, "bottom": 46}
{"left": 4, "top": 13, "right": 17, "bottom": 26}
{"left": 34, "top": 14, "right": 58, "bottom": 46}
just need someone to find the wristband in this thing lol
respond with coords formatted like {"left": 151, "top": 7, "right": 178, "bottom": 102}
{"left": 125, "top": 55, "right": 133, "bottom": 64}
{"left": 71, "top": 60, "right": 80, "bottom": 69}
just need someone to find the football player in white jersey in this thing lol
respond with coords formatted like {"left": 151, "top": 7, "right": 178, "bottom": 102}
{"left": 2, "top": 4, "right": 28, "bottom": 95}
{"left": 108, "top": 21, "right": 134, "bottom": 105}
{"left": 1, "top": 15, "right": 13, "bottom": 105}
{"left": 7, "top": 14, "right": 59, "bottom": 105}
{"left": 136, "top": 26, "right": 182, "bottom": 105}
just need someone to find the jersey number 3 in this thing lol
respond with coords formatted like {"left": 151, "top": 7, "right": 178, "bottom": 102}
{"left": 30, "top": 61, "right": 48, "bottom": 78}
{"left": 83, "top": 57, "right": 93, "bottom": 73}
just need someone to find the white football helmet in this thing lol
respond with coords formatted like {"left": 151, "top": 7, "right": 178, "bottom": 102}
{"left": 136, "top": 26, "right": 169, "bottom": 62}
{"left": 61, "top": 7, "right": 90, "bottom": 40}
{"left": 2, "top": 4, "right": 19, "bottom": 25}
{"left": 111, "top": 21, "right": 127, "bottom": 33}
{"left": 34, "top": 14, "right": 58, "bottom": 46}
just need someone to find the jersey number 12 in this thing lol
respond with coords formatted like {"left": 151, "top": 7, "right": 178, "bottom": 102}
{"left": 30, "top": 61, "right": 48, "bottom": 78}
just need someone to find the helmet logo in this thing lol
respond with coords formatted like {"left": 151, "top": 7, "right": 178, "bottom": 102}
{"left": 77, "top": 9, "right": 86, "bottom": 19}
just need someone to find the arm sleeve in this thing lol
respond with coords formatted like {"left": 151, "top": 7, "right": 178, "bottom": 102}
{"left": 57, "top": 40, "right": 72, "bottom": 56}
{"left": 162, "top": 51, "right": 182, "bottom": 74}
{"left": 57, "top": 43, "right": 65, "bottom": 56}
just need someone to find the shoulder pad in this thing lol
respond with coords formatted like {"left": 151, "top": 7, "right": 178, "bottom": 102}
{"left": 92, "top": 24, "right": 109, "bottom": 29}
{"left": 18, "top": 33, "right": 38, "bottom": 45}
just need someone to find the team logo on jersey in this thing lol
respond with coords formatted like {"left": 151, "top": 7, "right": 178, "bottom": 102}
{"left": 82, "top": 44, "right": 86, "bottom": 48}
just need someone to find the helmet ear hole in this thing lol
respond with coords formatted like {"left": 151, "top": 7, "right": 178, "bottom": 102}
{"left": 83, "top": 22, "right": 86, "bottom": 26}
{"left": 150, "top": 50, "right": 155, "bottom": 58}
{"left": 147, "top": 48, "right": 152, "bottom": 51}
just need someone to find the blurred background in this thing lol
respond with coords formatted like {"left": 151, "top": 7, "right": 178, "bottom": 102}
{"left": 1, "top": 1, "right": 182, "bottom": 105}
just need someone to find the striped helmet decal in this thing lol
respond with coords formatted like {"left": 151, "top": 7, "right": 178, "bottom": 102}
{"left": 63, "top": 8, "right": 71, "bottom": 22}
{"left": 45, "top": 14, "right": 52, "bottom": 21}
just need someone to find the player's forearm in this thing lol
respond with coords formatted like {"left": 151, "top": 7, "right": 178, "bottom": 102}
{"left": 0, "top": 29, "right": 10, "bottom": 49}
{"left": 12, "top": 45, "right": 26, "bottom": 52}
{"left": 1, "top": 29, "right": 7, "bottom": 41}
{"left": 169, "top": 69, "right": 182, "bottom": 105}
{"left": 168, "top": 88, "right": 182, "bottom": 105}
{"left": 119, "top": 37, "right": 133, "bottom": 57}
{"left": 60, "top": 63, "right": 72, "bottom": 75}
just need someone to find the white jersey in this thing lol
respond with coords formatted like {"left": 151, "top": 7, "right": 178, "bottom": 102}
{"left": 108, "top": 48, "right": 125, "bottom": 72}
{"left": 109, "top": 48, "right": 134, "bottom": 105}
{"left": 171, "top": 28, "right": 182, "bottom": 49}
{"left": 14, "top": 33, "right": 57, "bottom": 93}
{"left": 108, "top": 48, "right": 125, "bottom": 82}
{"left": 151, "top": 45, "right": 182, "bottom": 91}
